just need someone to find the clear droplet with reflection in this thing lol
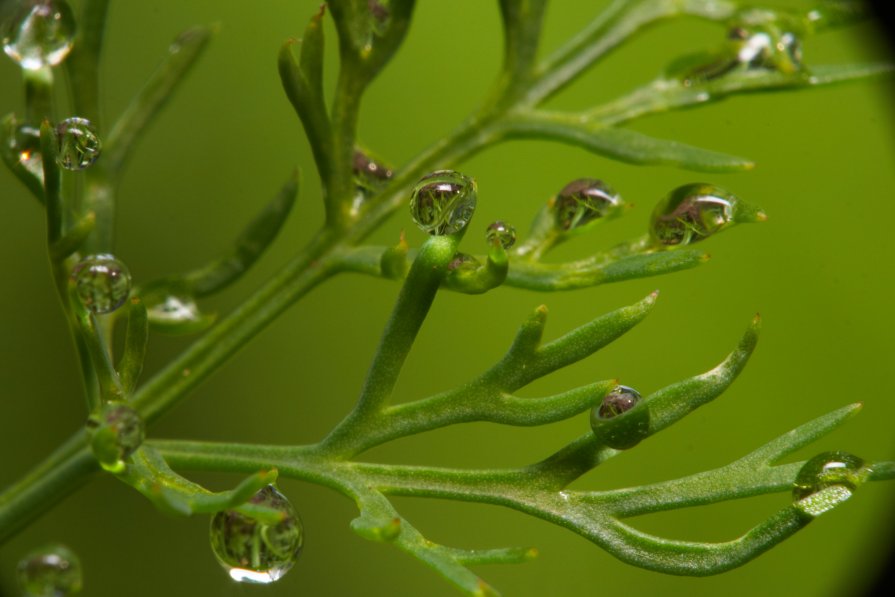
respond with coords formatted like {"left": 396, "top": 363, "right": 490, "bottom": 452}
{"left": 552, "top": 178, "right": 622, "bottom": 232}
{"left": 71, "top": 254, "right": 131, "bottom": 314}
{"left": 409, "top": 170, "right": 477, "bottom": 235}
{"left": 590, "top": 385, "right": 650, "bottom": 450}
{"left": 792, "top": 451, "right": 871, "bottom": 517}
{"left": 351, "top": 148, "right": 393, "bottom": 216}
{"left": 649, "top": 183, "right": 739, "bottom": 246}
{"left": 2, "top": 0, "right": 76, "bottom": 70}
{"left": 210, "top": 485, "right": 304, "bottom": 584}
{"left": 17, "top": 543, "right": 82, "bottom": 596}
{"left": 55, "top": 117, "right": 101, "bottom": 170}
{"left": 485, "top": 221, "right": 516, "bottom": 249}
{"left": 86, "top": 402, "right": 145, "bottom": 473}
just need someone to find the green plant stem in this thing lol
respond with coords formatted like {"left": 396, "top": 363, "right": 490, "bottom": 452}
{"left": 0, "top": 433, "right": 95, "bottom": 544}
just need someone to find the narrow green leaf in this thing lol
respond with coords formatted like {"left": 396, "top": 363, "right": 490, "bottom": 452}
{"left": 502, "top": 112, "right": 754, "bottom": 172}
{"left": 506, "top": 292, "right": 657, "bottom": 389}
{"left": 497, "top": 0, "right": 549, "bottom": 89}
{"left": 119, "top": 297, "right": 149, "bottom": 395}
{"left": 647, "top": 315, "right": 760, "bottom": 433}
{"left": 105, "top": 25, "right": 215, "bottom": 171}
{"left": 50, "top": 212, "right": 96, "bottom": 261}
{"left": 280, "top": 10, "right": 333, "bottom": 186}
{"left": 741, "top": 403, "right": 863, "bottom": 466}
{"left": 64, "top": 0, "right": 110, "bottom": 122}
{"left": 442, "top": 545, "right": 538, "bottom": 566}
{"left": 137, "top": 172, "right": 297, "bottom": 325}
{"left": 590, "top": 507, "right": 808, "bottom": 575}
{"left": 379, "top": 232, "right": 410, "bottom": 279}
{"left": 39, "top": 121, "right": 61, "bottom": 244}
{"left": 184, "top": 172, "right": 298, "bottom": 296}
{"left": 482, "top": 381, "right": 615, "bottom": 426}
{"left": 506, "top": 250, "right": 707, "bottom": 291}
{"left": 502, "top": 304, "right": 548, "bottom": 363}
{"left": 68, "top": 283, "right": 125, "bottom": 403}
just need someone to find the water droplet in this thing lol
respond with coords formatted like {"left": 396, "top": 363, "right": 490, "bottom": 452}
{"left": 409, "top": 170, "right": 477, "bottom": 235}
{"left": 210, "top": 485, "right": 303, "bottom": 584}
{"left": 86, "top": 402, "right": 144, "bottom": 473}
{"left": 6, "top": 120, "right": 43, "bottom": 180}
{"left": 485, "top": 221, "right": 516, "bottom": 249}
{"left": 71, "top": 254, "right": 131, "bottom": 314}
{"left": 55, "top": 117, "right": 101, "bottom": 170}
{"left": 447, "top": 252, "right": 480, "bottom": 272}
{"left": 351, "top": 149, "right": 393, "bottom": 216}
{"left": 2, "top": 0, "right": 75, "bottom": 70}
{"left": 792, "top": 451, "right": 871, "bottom": 517}
{"left": 649, "top": 183, "right": 738, "bottom": 246}
{"left": 590, "top": 385, "right": 650, "bottom": 450}
{"left": 17, "top": 543, "right": 82, "bottom": 596}
{"left": 732, "top": 26, "right": 802, "bottom": 74}
{"left": 552, "top": 178, "right": 622, "bottom": 232}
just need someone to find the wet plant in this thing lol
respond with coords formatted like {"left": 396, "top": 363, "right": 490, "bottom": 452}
{"left": 0, "top": 0, "right": 893, "bottom": 595}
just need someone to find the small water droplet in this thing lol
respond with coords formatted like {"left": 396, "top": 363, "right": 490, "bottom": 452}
{"left": 71, "top": 254, "right": 131, "bottom": 314}
{"left": 649, "top": 183, "right": 737, "bottom": 246}
{"left": 55, "top": 117, "right": 101, "bottom": 170}
{"left": 485, "top": 221, "right": 516, "bottom": 249}
{"left": 210, "top": 485, "right": 304, "bottom": 584}
{"left": 86, "top": 402, "right": 144, "bottom": 473}
{"left": 409, "top": 170, "right": 477, "bottom": 235}
{"left": 447, "top": 252, "right": 480, "bottom": 272}
{"left": 590, "top": 385, "right": 650, "bottom": 450}
{"left": 552, "top": 178, "right": 621, "bottom": 232}
{"left": 6, "top": 120, "right": 43, "bottom": 180}
{"left": 792, "top": 451, "right": 871, "bottom": 517}
{"left": 17, "top": 543, "right": 82, "bottom": 596}
{"left": 351, "top": 149, "right": 393, "bottom": 216}
{"left": 2, "top": 0, "right": 75, "bottom": 70}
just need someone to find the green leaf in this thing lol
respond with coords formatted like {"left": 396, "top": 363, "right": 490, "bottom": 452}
{"left": 647, "top": 315, "right": 760, "bottom": 434}
{"left": 119, "top": 297, "right": 149, "bottom": 395}
{"left": 105, "top": 25, "right": 215, "bottom": 172}
{"left": 502, "top": 112, "right": 754, "bottom": 172}
{"left": 495, "top": 292, "right": 658, "bottom": 390}
{"left": 506, "top": 250, "right": 708, "bottom": 291}
{"left": 39, "top": 121, "right": 61, "bottom": 244}
{"left": 279, "top": 8, "right": 333, "bottom": 187}
{"left": 184, "top": 172, "right": 298, "bottom": 297}
{"left": 50, "top": 212, "right": 96, "bottom": 261}
{"left": 136, "top": 173, "right": 297, "bottom": 334}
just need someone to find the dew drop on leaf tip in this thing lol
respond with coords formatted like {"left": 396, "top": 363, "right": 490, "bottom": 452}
{"left": 209, "top": 485, "right": 304, "bottom": 585}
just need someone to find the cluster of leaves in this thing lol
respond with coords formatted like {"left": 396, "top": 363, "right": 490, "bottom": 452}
{"left": 1, "top": 0, "right": 893, "bottom": 595}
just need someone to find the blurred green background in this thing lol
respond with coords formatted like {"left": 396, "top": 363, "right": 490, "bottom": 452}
{"left": 1, "top": 1, "right": 894, "bottom": 595}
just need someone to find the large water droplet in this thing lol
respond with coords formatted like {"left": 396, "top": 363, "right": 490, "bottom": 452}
{"left": 649, "top": 183, "right": 738, "bottom": 246}
{"left": 210, "top": 485, "right": 304, "bottom": 584}
{"left": 552, "top": 178, "right": 622, "bottom": 232}
{"left": 17, "top": 543, "right": 82, "bottom": 596}
{"left": 55, "top": 117, "right": 101, "bottom": 170}
{"left": 590, "top": 385, "right": 650, "bottom": 450}
{"left": 71, "top": 254, "right": 131, "bottom": 314}
{"left": 409, "top": 170, "right": 477, "bottom": 235}
{"left": 2, "top": 0, "right": 75, "bottom": 70}
{"left": 86, "top": 402, "right": 144, "bottom": 473}
{"left": 792, "top": 451, "right": 871, "bottom": 517}
{"left": 485, "top": 220, "right": 516, "bottom": 249}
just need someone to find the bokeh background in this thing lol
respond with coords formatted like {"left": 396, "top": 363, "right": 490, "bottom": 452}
{"left": 1, "top": 1, "right": 894, "bottom": 595}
